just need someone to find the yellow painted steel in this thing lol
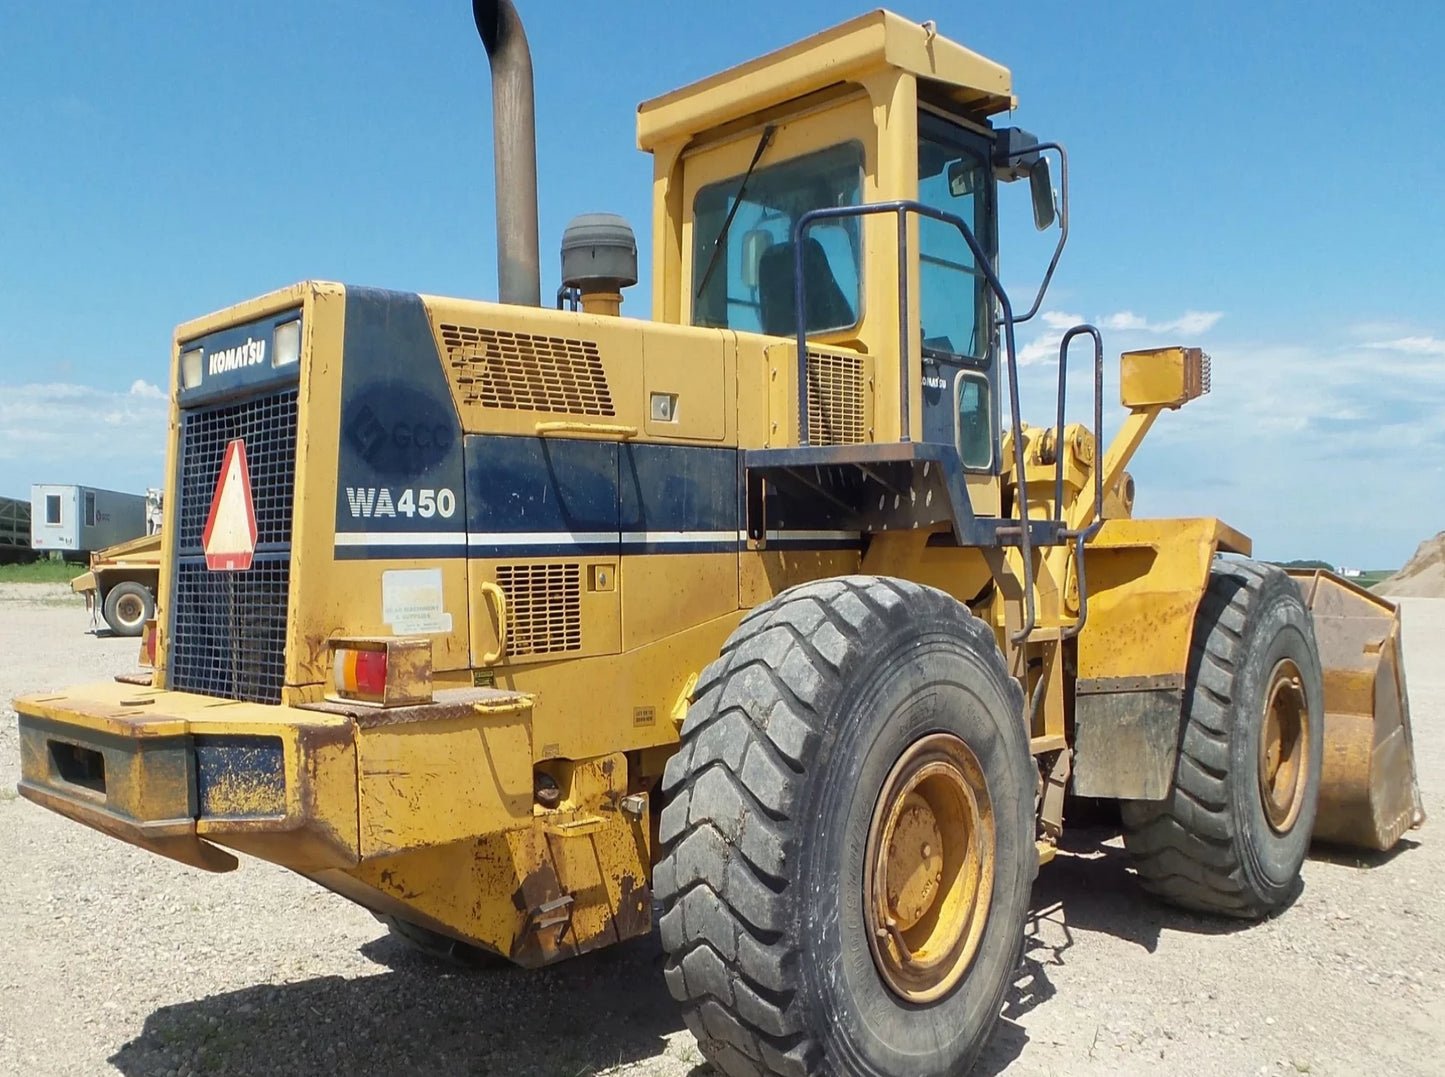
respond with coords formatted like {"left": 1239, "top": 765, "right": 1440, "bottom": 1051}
{"left": 1289, "top": 570, "right": 1425, "bottom": 850}
{"left": 1118, "top": 346, "right": 1210, "bottom": 410}
{"left": 13, "top": 9, "right": 1423, "bottom": 974}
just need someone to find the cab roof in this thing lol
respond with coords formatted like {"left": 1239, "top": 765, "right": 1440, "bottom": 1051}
{"left": 636, "top": 9, "right": 1015, "bottom": 152}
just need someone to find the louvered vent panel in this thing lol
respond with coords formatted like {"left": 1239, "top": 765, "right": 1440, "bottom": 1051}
{"left": 440, "top": 323, "right": 615, "bottom": 416}
{"left": 496, "top": 564, "right": 582, "bottom": 658}
{"left": 806, "top": 350, "right": 867, "bottom": 445}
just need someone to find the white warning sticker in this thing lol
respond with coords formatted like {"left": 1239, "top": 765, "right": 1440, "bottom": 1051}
{"left": 381, "top": 568, "right": 454, "bottom": 635}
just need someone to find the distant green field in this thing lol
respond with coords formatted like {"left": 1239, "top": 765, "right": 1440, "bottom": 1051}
{"left": 0, "top": 559, "right": 83, "bottom": 584}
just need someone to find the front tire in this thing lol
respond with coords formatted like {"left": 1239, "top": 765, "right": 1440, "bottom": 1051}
{"left": 655, "top": 576, "right": 1033, "bottom": 1077}
{"left": 1121, "top": 559, "right": 1324, "bottom": 918}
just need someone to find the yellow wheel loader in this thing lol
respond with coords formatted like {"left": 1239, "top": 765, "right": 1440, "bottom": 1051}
{"left": 14, "top": 5, "right": 1423, "bottom": 1075}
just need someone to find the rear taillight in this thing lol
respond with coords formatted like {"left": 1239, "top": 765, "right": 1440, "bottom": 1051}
{"left": 139, "top": 619, "right": 158, "bottom": 668}
{"left": 329, "top": 637, "right": 432, "bottom": 707}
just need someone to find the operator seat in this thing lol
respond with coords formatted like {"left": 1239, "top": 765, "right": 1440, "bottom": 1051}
{"left": 757, "top": 237, "right": 855, "bottom": 337}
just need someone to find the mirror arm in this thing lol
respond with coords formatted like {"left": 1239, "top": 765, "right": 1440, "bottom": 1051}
{"left": 998, "top": 141, "right": 1069, "bottom": 326}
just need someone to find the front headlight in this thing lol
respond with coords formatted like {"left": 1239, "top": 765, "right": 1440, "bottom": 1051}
{"left": 180, "top": 347, "right": 203, "bottom": 389}
{"left": 272, "top": 318, "right": 302, "bottom": 367}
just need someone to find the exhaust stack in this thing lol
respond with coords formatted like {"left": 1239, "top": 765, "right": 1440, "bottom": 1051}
{"left": 473, "top": 0, "right": 541, "bottom": 306}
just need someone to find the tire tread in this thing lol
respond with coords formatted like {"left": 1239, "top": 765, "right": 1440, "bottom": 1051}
{"left": 655, "top": 576, "right": 1021, "bottom": 1076}
{"left": 1121, "top": 559, "right": 1316, "bottom": 918}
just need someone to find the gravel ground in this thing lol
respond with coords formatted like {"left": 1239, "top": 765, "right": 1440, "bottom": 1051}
{"left": 2, "top": 583, "right": 1441, "bottom": 1077}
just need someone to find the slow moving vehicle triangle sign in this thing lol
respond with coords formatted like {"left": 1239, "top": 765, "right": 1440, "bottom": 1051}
{"left": 202, "top": 438, "right": 258, "bottom": 571}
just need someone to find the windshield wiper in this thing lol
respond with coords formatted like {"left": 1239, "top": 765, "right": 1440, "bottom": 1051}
{"left": 695, "top": 124, "right": 776, "bottom": 300}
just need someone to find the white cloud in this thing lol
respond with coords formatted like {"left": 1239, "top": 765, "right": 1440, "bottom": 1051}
{"left": 1017, "top": 333, "right": 1062, "bottom": 366}
{"left": 1040, "top": 310, "right": 1083, "bottom": 330}
{"left": 1125, "top": 336, "right": 1445, "bottom": 567}
{"left": 1101, "top": 310, "right": 1223, "bottom": 335}
{"left": 1013, "top": 307, "right": 1221, "bottom": 369}
{"left": 998, "top": 308, "right": 1445, "bottom": 567}
{"left": 1363, "top": 336, "right": 1445, "bottom": 357}
{"left": 0, "top": 382, "right": 167, "bottom": 492}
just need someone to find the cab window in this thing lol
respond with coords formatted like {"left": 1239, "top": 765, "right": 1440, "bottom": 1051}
{"left": 957, "top": 372, "right": 993, "bottom": 469}
{"left": 917, "top": 115, "right": 994, "bottom": 362}
{"left": 692, "top": 141, "right": 864, "bottom": 337}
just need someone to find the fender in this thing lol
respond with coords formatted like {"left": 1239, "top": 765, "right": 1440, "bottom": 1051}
{"left": 1071, "top": 516, "right": 1251, "bottom": 799}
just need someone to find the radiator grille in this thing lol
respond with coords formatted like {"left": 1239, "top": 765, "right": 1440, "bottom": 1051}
{"left": 440, "top": 323, "right": 615, "bottom": 416}
{"left": 170, "top": 560, "right": 291, "bottom": 704}
{"left": 177, "top": 391, "right": 298, "bottom": 550}
{"left": 169, "top": 389, "right": 298, "bottom": 705}
{"left": 806, "top": 350, "right": 868, "bottom": 445}
{"left": 497, "top": 563, "right": 581, "bottom": 658}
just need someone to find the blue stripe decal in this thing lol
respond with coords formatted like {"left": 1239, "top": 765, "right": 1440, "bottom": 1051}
{"left": 620, "top": 443, "right": 738, "bottom": 535}
{"left": 466, "top": 435, "right": 618, "bottom": 536}
{"left": 335, "top": 433, "right": 860, "bottom": 558}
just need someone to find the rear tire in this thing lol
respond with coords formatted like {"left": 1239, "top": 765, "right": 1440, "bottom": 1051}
{"left": 1121, "top": 559, "right": 1324, "bottom": 918}
{"left": 656, "top": 576, "right": 1034, "bottom": 1077}
{"left": 376, "top": 914, "right": 506, "bottom": 969}
{"left": 102, "top": 581, "right": 153, "bottom": 637}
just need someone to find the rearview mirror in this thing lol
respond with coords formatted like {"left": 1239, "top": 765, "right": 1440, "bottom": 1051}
{"left": 947, "top": 159, "right": 981, "bottom": 199}
{"left": 1029, "top": 158, "right": 1056, "bottom": 231}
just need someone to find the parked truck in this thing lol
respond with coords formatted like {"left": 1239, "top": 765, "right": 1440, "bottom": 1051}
{"left": 14, "top": 7, "right": 1423, "bottom": 1076}
{"left": 30, "top": 484, "right": 148, "bottom": 559}
{"left": 70, "top": 532, "right": 161, "bottom": 636}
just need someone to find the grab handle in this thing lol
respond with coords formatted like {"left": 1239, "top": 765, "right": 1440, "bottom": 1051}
{"left": 479, "top": 581, "right": 508, "bottom": 665}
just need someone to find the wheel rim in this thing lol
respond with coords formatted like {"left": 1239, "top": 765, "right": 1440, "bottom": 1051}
{"left": 1258, "top": 658, "right": 1310, "bottom": 833}
{"left": 115, "top": 593, "right": 145, "bottom": 628}
{"left": 864, "top": 733, "right": 995, "bottom": 1003}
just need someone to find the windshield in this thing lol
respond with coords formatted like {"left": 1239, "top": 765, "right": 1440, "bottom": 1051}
{"left": 692, "top": 141, "right": 864, "bottom": 336}
{"left": 917, "top": 115, "right": 994, "bottom": 361}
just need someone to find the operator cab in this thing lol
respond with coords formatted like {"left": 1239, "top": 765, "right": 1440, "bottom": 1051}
{"left": 638, "top": 10, "right": 1050, "bottom": 485}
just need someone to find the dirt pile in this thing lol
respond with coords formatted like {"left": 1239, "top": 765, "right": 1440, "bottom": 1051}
{"left": 1374, "top": 531, "right": 1445, "bottom": 598}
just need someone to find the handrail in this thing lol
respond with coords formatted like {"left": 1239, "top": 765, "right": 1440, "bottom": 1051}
{"left": 1053, "top": 325, "right": 1104, "bottom": 640}
{"left": 793, "top": 199, "right": 1037, "bottom": 642}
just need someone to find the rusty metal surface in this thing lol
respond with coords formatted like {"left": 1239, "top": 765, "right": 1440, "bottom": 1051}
{"left": 301, "top": 685, "right": 533, "bottom": 728}
{"left": 1075, "top": 673, "right": 1184, "bottom": 695}
{"left": 1072, "top": 683, "right": 1182, "bottom": 800}
{"left": 326, "top": 752, "right": 653, "bottom": 970}
{"left": 13, "top": 682, "right": 361, "bottom": 873}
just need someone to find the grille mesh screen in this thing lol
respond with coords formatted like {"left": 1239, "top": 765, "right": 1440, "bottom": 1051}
{"left": 440, "top": 323, "right": 615, "bottom": 416}
{"left": 497, "top": 563, "right": 582, "bottom": 657}
{"left": 169, "top": 389, "right": 298, "bottom": 705}
{"left": 806, "top": 350, "right": 867, "bottom": 445}
{"left": 170, "top": 559, "right": 291, "bottom": 704}
{"left": 177, "top": 391, "right": 298, "bottom": 550}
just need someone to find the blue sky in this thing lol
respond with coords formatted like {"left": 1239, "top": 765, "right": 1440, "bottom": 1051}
{"left": 1, "top": 1, "right": 1441, "bottom": 567}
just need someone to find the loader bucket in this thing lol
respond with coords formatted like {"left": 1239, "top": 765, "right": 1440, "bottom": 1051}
{"left": 1290, "top": 570, "right": 1425, "bottom": 851}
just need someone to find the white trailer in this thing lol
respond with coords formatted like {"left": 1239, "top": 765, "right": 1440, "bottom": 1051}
{"left": 30, "top": 485, "right": 148, "bottom": 558}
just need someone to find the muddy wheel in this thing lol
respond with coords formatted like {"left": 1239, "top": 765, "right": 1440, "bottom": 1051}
{"left": 655, "top": 576, "right": 1033, "bottom": 1077}
{"left": 1121, "top": 559, "right": 1324, "bottom": 918}
{"left": 376, "top": 914, "right": 506, "bottom": 969}
{"left": 102, "top": 581, "right": 153, "bottom": 637}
